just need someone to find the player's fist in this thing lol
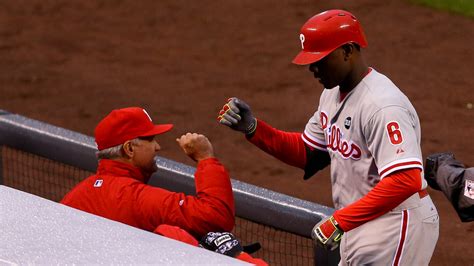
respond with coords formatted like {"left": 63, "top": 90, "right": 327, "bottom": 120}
{"left": 176, "top": 133, "right": 214, "bottom": 162}
{"left": 217, "top": 97, "right": 257, "bottom": 135}
{"left": 311, "top": 215, "right": 343, "bottom": 251}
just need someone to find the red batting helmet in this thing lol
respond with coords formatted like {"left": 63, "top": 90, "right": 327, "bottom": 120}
{"left": 292, "top": 10, "right": 368, "bottom": 65}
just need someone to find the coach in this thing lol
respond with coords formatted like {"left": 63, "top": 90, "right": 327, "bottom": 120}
{"left": 61, "top": 107, "right": 235, "bottom": 238}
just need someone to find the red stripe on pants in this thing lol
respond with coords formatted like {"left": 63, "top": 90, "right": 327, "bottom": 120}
{"left": 393, "top": 210, "right": 409, "bottom": 266}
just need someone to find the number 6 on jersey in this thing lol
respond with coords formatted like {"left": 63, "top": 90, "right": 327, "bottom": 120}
{"left": 386, "top": 121, "right": 403, "bottom": 145}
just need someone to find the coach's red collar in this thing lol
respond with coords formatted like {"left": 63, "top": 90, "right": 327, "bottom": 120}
{"left": 97, "top": 159, "right": 147, "bottom": 183}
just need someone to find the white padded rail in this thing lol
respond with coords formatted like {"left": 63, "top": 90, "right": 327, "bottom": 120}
{"left": 0, "top": 185, "right": 248, "bottom": 265}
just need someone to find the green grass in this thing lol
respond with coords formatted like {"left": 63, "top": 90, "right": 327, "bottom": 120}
{"left": 410, "top": 0, "right": 474, "bottom": 18}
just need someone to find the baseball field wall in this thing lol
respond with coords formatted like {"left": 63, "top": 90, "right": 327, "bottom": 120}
{"left": 0, "top": 185, "right": 248, "bottom": 265}
{"left": 0, "top": 109, "right": 339, "bottom": 265}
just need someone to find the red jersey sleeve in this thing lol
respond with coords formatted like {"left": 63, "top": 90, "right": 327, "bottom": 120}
{"left": 247, "top": 119, "right": 307, "bottom": 169}
{"left": 333, "top": 168, "right": 422, "bottom": 232}
{"left": 139, "top": 158, "right": 235, "bottom": 238}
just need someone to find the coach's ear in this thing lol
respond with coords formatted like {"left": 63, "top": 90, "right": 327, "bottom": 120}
{"left": 122, "top": 140, "right": 135, "bottom": 158}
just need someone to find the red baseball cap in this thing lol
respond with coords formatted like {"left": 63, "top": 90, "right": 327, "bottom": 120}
{"left": 94, "top": 107, "right": 173, "bottom": 151}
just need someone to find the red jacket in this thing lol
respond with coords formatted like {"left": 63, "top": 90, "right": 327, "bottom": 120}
{"left": 61, "top": 158, "right": 235, "bottom": 237}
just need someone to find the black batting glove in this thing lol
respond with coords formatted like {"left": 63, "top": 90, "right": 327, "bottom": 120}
{"left": 217, "top": 97, "right": 257, "bottom": 135}
{"left": 199, "top": 232, "right": 243, "bottom": 258}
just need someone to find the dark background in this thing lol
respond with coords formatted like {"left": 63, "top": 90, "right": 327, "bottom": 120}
{"left": 1, "top": 0, "right": 473, "bottom": 264}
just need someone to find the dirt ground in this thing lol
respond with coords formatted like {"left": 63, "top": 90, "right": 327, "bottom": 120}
{"left": 1, "top": 0, "right": 473, "bottom": 265}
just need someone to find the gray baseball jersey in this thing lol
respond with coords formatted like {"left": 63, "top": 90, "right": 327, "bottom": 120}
{"left": 302, "top": 68, "right": 438, "bottom": 265}
{"left": 303, "top": 68, "right": 426, "bottom": 209}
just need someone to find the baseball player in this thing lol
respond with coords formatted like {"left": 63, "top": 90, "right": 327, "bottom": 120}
{"left": 425, "top": 152, "right": 474, "bottom": 222}
{"left": 218, "top": 9, "right": 439, "bottom": 265}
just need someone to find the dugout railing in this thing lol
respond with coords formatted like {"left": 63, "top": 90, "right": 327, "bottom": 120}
{"left": 0, "top": 109, "right": 340, "bottom": 266}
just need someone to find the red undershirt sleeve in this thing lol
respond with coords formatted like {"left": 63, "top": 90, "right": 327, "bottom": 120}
{"left": 246, "top": 119, "right": 307, "bottom": 169}
{"left": 333, "top": 168, "right": 423, "bottom": 232}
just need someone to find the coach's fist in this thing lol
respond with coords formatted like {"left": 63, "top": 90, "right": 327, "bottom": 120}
{"left": 176, "top": 133, "right": 214, "bottom": 162}
{"left": 217, "top": 97, "right": 257, "bottom": 135}
{"left": 311, "top": 215, "right": 343, "bottom": 251}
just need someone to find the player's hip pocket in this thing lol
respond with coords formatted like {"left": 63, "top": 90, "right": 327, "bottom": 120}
{"left": 422, "top": 212, "right": 439, "bottom": 224}
{"left": 420, "top": 196, "right": 439, "bottom": 224}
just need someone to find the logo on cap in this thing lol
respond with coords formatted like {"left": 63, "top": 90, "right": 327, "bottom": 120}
{"left": 299, "top": 34, "right": 306, "bottom": 49}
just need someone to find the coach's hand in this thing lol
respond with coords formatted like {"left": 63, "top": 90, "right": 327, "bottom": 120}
{"left": 177, "top": 133, "right": 214, "bottom": 162}
{"left": 311, "top": 215, "right": 343, "bottom": 251}
{"left": 217, "top": 97, "right": 257, "bottom": 135}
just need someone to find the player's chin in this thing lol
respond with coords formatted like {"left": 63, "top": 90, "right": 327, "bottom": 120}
{"left": 313, "top": 76, "right": 322, "bottom": 84}
{"left": 316, "top": 78, "right": 329, "bottom": 88}
{"left": 318, "top": 79, "right": 338, "bottom": 89}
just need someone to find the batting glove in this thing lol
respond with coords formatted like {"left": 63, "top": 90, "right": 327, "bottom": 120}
{"left": 217, "top": 97, "right": 257, "bottom": 135}
{"left": 311, "top": 215, "right": 343, "bottom": 251}
{"left": 199, "top": 232, "right": 243, "bottom": 258}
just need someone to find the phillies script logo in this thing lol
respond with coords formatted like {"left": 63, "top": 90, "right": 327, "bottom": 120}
{"left": 320, "top": 111, "right": 362, "bottom": 160}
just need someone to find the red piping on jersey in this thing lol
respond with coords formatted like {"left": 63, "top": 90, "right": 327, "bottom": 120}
{"left": 380, "top": 161, "right": 422, "bottom": 178}
{"left": 392, "top": 210, "right": 409, "bottom": 266}
{"left": 302, "top": 132, "right": 327, "bottom": 150}
{"left": 339, "top": 91, "right": 349, "bottom": 102}
{"left": 365, "top": 68, "right": 373, "bottom": 76}
{"left": 333, "top": 168, "right": 422, "bottom": 232}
